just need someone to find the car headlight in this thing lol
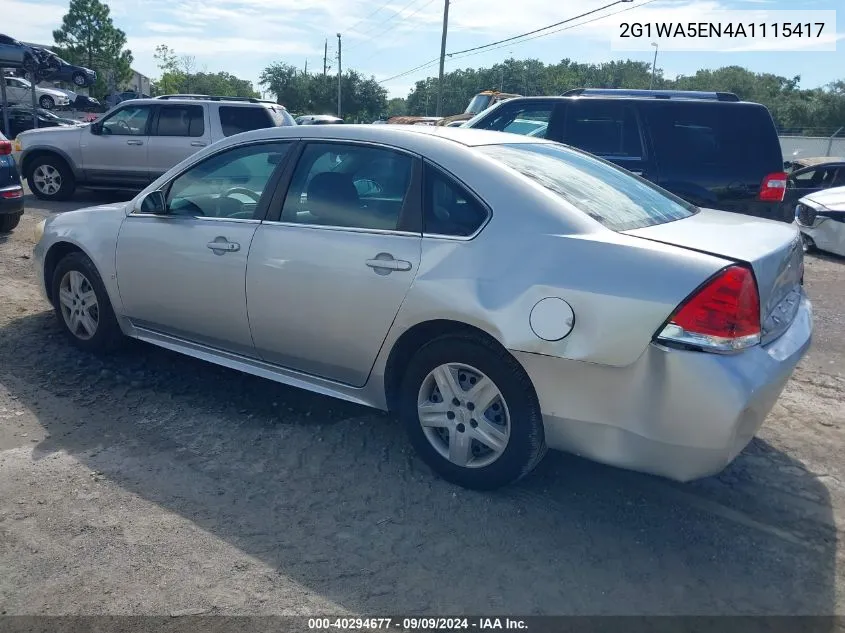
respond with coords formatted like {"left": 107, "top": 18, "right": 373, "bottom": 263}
{"left": 33, "top": 218, "right": 46, "bottom": 242}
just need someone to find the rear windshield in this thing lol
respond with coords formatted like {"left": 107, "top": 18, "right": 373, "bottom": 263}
{"left": 479, "top": 143, "right": 697, "bottom": 231}
{"left": 218, "top": 106, "right": 275, "bottom": 137}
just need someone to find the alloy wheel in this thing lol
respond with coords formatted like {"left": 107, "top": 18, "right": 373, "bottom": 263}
{"left": 417, "top": 363, "right": 511, "bottom": 468}
{"left": 32, "top": 164, "right": 62, "bottom": 196}
{"left": 58, "top": 270, "right": 99, "bottom": 340}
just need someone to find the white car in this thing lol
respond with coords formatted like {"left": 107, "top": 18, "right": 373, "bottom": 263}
{"left": 795, "top": 185, "right": 845, "bottom": 256}
{"left": 2, "top": 75, "right": 70, "bottom": 110}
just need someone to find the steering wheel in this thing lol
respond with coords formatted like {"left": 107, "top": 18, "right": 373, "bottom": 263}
{"left": 222, "top": 187, "right": 261, "bottom": 203}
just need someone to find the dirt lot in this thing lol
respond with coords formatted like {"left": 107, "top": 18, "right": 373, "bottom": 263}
{"left": 1, "top": 191, "right": 844, "bottom": 617}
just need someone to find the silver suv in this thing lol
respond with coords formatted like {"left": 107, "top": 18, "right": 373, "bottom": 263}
{"left": 16, "top": 94, "right": 296, "bottom": 200}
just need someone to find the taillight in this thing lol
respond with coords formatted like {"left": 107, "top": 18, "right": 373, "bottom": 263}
{"left": 0, "top": 187, "right": 23, "bottom": 199}
{"left": 655, "top": 265, "right": 761, "bottom": 353}
{"left": 0, "top": 140, "right": 11, "bottom": 156}
{"left": 759, "top": 171, "right": 787, "bottom": 202}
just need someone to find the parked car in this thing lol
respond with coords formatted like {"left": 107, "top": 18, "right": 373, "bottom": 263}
{"left": 32, "top": 125, "right": 811, "bottom": 490}
{"left": 795, "top": 186, "right": 845, "bottom": 256}
{"left": 783, "top": 160, "right": 845, "bottom": 207}
{"left": 1, "top": 104, "right": 82, "bottom": 137}
{"left": 16, "top": 94, "right": 296, "bottom": 200}
{"left": 0, "top": 34, "right": 38, "bottom": 76}
{"left": 784, "top": 156, "right": 844, "bottom": 173}
{"left": 295, "top": 115, "right": 342, "bottom": 125}
{"left": 0, "top": 130, "right": 24, "bottom": 233}
{"left": 464, "top": 88, "right": 790, "bottom": 222}
{"left": 2, "top": 75, "right": 71, "bottom": 109}
{"left": 104, "top": 90, "right": 151, "bottom": 109}
{"left": 15, "top": 50, "right": 96, "bottom": 87}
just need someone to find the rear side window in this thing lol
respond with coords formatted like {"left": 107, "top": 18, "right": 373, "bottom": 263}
{"left": 423, "top": 164, "right": 489, "bottom": 237}
{"left": 646, "top": 103, "right": 781, "bottom": 172}
{"left": 218, "top": 106, "right": 275, "bottom": 137}
{"left": 479, "top": 142, "right": 696, "bottom": 232}
{"left": 154, "top": 105, "right": 204, "bottom": 137}
{"left": 562, "top": 101, "right": 643, "bottom": 159}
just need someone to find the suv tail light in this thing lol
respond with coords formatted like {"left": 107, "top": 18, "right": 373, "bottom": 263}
{"left": 0, "top": 140, "right": 11, "bottom": 156}
{"left": 655, "top": 265, "right": 761, "bottom": 353}
{"left": 759, "top": 171, "right": 787, "bottom": 202}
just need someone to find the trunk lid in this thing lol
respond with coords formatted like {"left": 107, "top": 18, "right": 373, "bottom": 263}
{"left": 625, "top": 208, "right": 804, "bottom": 344}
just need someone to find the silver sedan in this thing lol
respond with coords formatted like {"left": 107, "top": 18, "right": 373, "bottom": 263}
{"left": 32, "top": 125, "right": 813, "bottom": 490}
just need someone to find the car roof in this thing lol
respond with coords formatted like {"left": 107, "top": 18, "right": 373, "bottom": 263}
{"left": 231, "top": 123, "right": 554, "bottom": 148}
{"left": 119, "top": 97, "right": 279, "bottom": 108}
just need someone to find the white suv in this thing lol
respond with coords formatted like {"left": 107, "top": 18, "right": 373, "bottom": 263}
{"left": 16, "top": 95, "right": 296, "bottom": 200}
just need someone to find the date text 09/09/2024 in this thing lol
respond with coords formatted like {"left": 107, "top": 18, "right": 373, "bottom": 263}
{"left": 308, "top": 617, "right": 528, "bottom": 630}
{"left": 619, "top": 22, "right": 826, "bottom": 38}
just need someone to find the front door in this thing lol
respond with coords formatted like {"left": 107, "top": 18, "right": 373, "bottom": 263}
{"left": 247, "top": 141, "right": 422, "bottom": 386}
{"left": 80, "top": 103, "right": 153, "bottom": 187}
{"left": 115, "top": 140, "right": 295, "bottom": 356}
{"left": 145, "top": 104, "right": 211, "bottom": 180}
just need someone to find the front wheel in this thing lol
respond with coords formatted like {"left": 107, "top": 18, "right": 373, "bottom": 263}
{"left": 39, "top": 95, "right": 55, "bottom": 109}
{"left": 51, "top": 252, "right": 123, "bottom": 353}
{"left": 399, "top": 334, "right": 547, "bottom": 490}
{"left": 72, "top": 72, "right": 87, "bottom": 87}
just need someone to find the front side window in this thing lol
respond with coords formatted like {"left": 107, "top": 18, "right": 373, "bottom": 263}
{"left": 479, "top": 142, "right": 696, "bottom": 232}
{"left": 154, "top": 105, "right": 204, "bottom": 137}
{"left": 562, "top": 101, "right": 643, "bottom": 159}
{"left": 218, "top": 106, "right": 275, "bottom": 137}
{"left": 473, "top": 102, "right": 555, "bottom": 138}
{"left": 423, "top": 165, "right": 488, "bottom": 237}
{"left": 101, "top": 106, "right": 151, "bottom": 136}
{"left": 161, "top": 142, "right": 292, "bottom": 219}
{"left": 280, "top": 143, "right": 414, "bottom": 231}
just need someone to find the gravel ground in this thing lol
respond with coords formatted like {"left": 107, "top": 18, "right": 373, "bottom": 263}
{"left": 0, "top": 190, "right": 844, "bottom": 617}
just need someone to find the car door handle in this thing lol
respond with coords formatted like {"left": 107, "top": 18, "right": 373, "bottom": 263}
{"left": 206, "top": 239, "right": 240, "bottom": 253}
{"left": 126, "top": 139, "right": 143, "bottom": 145}
{"left": 366, "top": 255, "right": 412, "bottom": 272}
{"left": 191, "top": 141, "right": 207, "bottom": 147}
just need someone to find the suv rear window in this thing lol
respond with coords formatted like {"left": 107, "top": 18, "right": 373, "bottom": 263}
{"left": 479, "top": 143, "right": 697, "bottom": 231}
{"left": 645, "top": 102, "right": 781, "bottom": 172}
{"left": 218, "top": 106, "right": 275, "bottom": 137}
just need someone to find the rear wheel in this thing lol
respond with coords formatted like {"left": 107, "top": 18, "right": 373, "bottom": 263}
{"left": 399, "top": 333, "right": 546, "bottom": 490}
{"left": 72, "top": 72, "right": 88, "bottom": 87}
{"left": 0, "top": 214, "right": 21, "bottom": 233}
{"left": 27, "top": 155, "right": 75, "bottom": 201}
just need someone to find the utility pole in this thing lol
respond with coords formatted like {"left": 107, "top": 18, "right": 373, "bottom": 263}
{"left": 435, "top": 0, "right": 450, "bottom": 116}
{"left": 323, "top": 39, "right": 328, "bottom": 76}
{"left": 650, "top": 42, "right": 659, "bottom": 90}
{"left": 304, "top": 59, "right": 308, "bottom": 75}
{"left": 336, "top": 33, "right": 342, "bottom": 118}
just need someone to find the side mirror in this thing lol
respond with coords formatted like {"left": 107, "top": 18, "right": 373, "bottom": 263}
{"left": 138, "top": 190, "right": 167, "bottom": 215}
{"left": 90, "top": 122, "right": 102, "bottom": 135}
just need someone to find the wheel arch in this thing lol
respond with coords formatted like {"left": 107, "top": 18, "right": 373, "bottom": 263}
{"left": 42, "top": 240, "right": 93, "bottom": 306}
{"left": 21, "top": 147, "right": 82, "bottom": 181}
{"left": 382, "top": 318, "right": 511, "bottom": 413}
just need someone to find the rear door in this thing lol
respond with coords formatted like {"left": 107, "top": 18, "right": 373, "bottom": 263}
{"left": 555, "top": 99, "right": 651, "bottom": 179}
{"left": 145, "top": 104, "right": 210, "bottom": 180}
{"left": 643, "top": 101, "right": 784, "bottom": 218}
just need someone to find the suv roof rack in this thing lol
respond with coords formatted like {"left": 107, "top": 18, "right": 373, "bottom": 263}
{"left": 561, "top": 88, "right": 741, "bottom": 102}
{"left": 154, "top": 94, "right": 282, "bottom": 105}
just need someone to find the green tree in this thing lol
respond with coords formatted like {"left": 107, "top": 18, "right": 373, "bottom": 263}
{"left": 152, "top": 45, "right": 259, "bottom": 98}
{"left": 52, "top": 0, "right": 133, "bottom": 98}
{"left": 386, "top": 97, "right": 406, "bottom": 117}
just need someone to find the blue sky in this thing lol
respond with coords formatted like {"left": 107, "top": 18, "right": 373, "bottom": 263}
{"left": 6, "top": 0, "right": 844, "bottom": 99}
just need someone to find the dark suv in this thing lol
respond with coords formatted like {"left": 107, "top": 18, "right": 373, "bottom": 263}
{"left": 464, "top": 88, "right": 789, "bottom": 221}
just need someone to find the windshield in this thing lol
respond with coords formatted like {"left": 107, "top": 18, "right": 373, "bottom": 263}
{"left": 479, "top": 143, "right": 697, "bottom": 231}
{"left": 464, "top": 94, "right": 493, "bottom": 115}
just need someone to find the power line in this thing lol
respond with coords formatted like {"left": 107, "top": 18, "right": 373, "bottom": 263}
{"left": 345, "top": 0, "right": 431, "bottom": 53}
{"left": 378, "top": 0, "right": 655, "bottom": 84}
{"left": 448, "top": 0, "right": 634, "bottom": 59}
{"left": 354, "top": 0, "right": 440, "bottom": 65}
{"left": 344, "top": 0, "right": 397, "bottom": 36}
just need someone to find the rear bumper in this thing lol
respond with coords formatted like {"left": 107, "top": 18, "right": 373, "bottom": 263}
{"left": 513, "top": 295, "right": 813, "bottom": 482}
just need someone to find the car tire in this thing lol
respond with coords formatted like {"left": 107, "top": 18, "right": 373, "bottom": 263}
{"left": 0, "top": 214, "right": 21, "bottom": 233}
{"left": 27, "top": 155, "right": 76, "bottom": 201}
{"left": 71, "top": 72, "right": 87, "bottom": 87}
{"left": 39, "top": 95, "right": 55, "bottom": 110}
{"left": 801, "top": 233, "right": 816, "bottom": 253}
{"left": 399, "top": 333, "right": 547, "bottom": 490}
{"left": 51, "top": 252, "right": 123, "bottom": 353}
